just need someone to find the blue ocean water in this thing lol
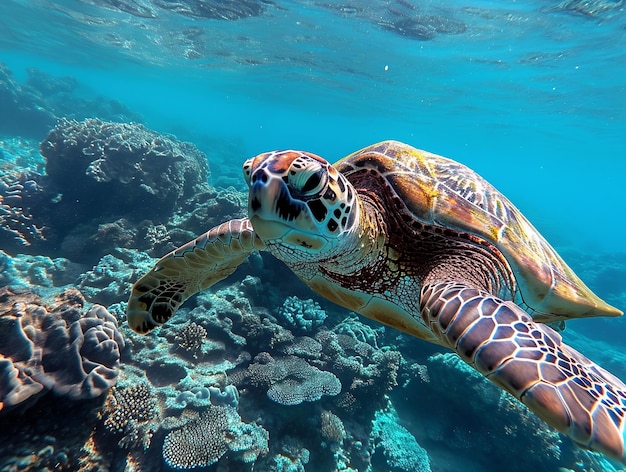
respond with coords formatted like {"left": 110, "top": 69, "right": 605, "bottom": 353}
{"left": 1, "top": 1, "right": 625, "bottom": 471}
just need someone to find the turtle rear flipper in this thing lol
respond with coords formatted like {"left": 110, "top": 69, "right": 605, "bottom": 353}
{"left": 127, "top": 218, "right": 265, "bottom": 334}
{"left": 421, "top": 281, "right": 626, "bottom": 463}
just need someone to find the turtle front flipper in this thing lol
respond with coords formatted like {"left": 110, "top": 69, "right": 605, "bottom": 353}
{"left": 127, "top": 218, "right": 265, "bottom": 334}
{"left": 421, "top": 281, "right": 626, "bottom": 464}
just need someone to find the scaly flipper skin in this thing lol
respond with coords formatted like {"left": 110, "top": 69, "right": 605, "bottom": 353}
{"left": 127, "top": 218, "right": 265, "bottom": 334}
{"left": 420, "top": 281, "right": 626, "bottom": 463}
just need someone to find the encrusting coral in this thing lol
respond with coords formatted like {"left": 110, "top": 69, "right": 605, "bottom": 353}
{"left": 230, "top": 353, "right": 342, "bottom": 406}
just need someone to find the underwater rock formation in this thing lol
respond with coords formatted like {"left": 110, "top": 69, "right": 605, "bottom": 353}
{"left": 0, "top": 63, "right": 140, "bottom": 139}
{"left": 0, "top": 287, "right": 125, "bottom": 412}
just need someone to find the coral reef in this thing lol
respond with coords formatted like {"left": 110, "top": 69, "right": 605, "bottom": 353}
{"left": 315, "top": 328, "right": 403, "bottom": 417}
{"left": 102, "top": 383, "right": 160, "bottom": 449}
{"left": 162, "top": 404, "right": 268, "bottom": 469}
{"left": 0, "top": 117, "right": 246, "bottom": 264}
{"left": 0, "top": 250, "right": 85, "bottom": 290}
{"left": 41, "top": 117, "right": 210, "bottom": 223}
{"left": 393, "top": 351, "right": 616, "bottom": 472}
{"left": 277, "top": 296, "right": 328, "bottom": 334}
{"left": 0, "top": 165, "right": 48, "bottom": 248}
{"left": 370, "top": 406, "right": 431, "bottom": 472}
{"left": 0, "top": 287, "right": 124, "bottom": 412}
{"left": 0, "top": 63, "right": 56, "bottom": 139}
{"left": 76, "top": 249, "right": 157, "bottom": 306}
{"left": 232, "top": 354, "right": 342, "bottom": 406}
{"left": 1, "top": 95, "right": 622, "bottom": 472}
{"left": 0, "top": 392, "right": 109, "bottom": 471}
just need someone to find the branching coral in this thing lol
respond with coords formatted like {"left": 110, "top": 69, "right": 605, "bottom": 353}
{"left": 174, "top": 321, "right": 208, "bottom": 359}
{"left": 0, "top": 170, "right": 47, "bottom": 248}
{"left": 102, "top": 383, "right": 159, "bottom": 449}
{"left": 313, "top": 330, "right": 402, "bottom": 414}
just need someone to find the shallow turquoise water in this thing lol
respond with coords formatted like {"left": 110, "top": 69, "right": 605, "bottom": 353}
{"left": 1, "top": 1, "right": 625, "bottom": 471}
{"left": 3, "top": 0, "right": 625, "bottom": 251}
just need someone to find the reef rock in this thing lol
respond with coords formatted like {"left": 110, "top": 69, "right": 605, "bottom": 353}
{"left": 0, "top": 287, "right": 125, "bottom": 412}
{"left": 0, "top": 63, "right": 141, "bottom": 139}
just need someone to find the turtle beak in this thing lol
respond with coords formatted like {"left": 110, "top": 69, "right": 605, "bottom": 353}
{"left": 248, "top": 171, "right": 318, "bottom": 241}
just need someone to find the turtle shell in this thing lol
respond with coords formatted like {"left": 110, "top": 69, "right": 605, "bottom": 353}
{"left": 336, "top": 140, "right": 622, "bottom": 322}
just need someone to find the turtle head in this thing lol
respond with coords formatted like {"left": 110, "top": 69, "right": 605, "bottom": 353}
{"left": 243, "top": 150, "right": 359, "bottom": 254}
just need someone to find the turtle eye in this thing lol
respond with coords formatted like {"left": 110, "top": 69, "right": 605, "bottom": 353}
{"left": 288, "top": 158, "right": 328, "bottom": 197}
{"left": 302, "top": 172, "right": 322, "bottom": 193}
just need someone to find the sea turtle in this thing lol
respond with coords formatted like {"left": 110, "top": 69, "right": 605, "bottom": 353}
{"left": 127, "top": 140, "right": 626, "bottom": 463}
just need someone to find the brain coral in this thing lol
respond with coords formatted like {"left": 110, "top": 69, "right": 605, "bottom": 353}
{"left": 0, "top": 287, "right": 125, "bottom": 412}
